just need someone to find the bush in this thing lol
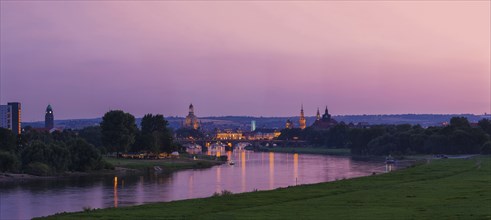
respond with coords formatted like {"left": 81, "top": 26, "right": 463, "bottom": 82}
{"left": 0, "top": 151, "right": 20, "bottom": 172}
{"left": 26, "top": 162, "right": 52, "bottom": 176}
{"left": 220, "top": 190, "right": 233, "bottom": 196}
{"left": 211, "top": 190, "right": 234, "bottom": 197}
{"left": 103, "top": 159, "right": 115, "bottom": 170}
{"left": 218, "top": 155, "right": 228, "bottom": 161}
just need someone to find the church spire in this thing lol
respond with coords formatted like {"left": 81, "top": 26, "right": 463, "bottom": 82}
{"left": 316, "top": 107, "right": 321, "bottom": 121}
{"left": 299, "top": 104, "right": 306, "bottom": 129}
{"left": 189, "top": 103, "right": 194, "bottom": 115}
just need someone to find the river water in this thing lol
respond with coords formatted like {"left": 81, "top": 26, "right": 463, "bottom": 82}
{"left": 0, "top": 150, "right": 393, "bottom": 219}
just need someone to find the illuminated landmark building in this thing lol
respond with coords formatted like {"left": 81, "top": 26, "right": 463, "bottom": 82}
{"left": 184, "top": 103, "right": 200, "bottom": 130}
{"left": 316, "top": 108, "right": 321, "bottom": 121}
{"left": 312, "top": 106, "right": 338, "bottom": 129}
{"left": 299, "top": 105, "right": 306, "bottom": 129}
{"left": 45, "top": 104, "right": 54, "bottom": 129}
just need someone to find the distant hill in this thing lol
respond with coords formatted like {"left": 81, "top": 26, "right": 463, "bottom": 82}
{"left": 22, "top": 114, "right": 490, "bottom": 130}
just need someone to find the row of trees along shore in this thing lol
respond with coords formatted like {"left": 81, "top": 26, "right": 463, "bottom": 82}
{"left": 278, "top": 117, "right": 491, "bottom": 156}
{"left": 1, "top": 113, "right": 490, "bottom": 174}
{"left": 0, "top": 110, "right": 177, "bottom": 175}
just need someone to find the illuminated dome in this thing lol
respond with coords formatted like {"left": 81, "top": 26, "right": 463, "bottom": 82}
{"left": 184, "top": 103, "right": 200, "bottom": 130}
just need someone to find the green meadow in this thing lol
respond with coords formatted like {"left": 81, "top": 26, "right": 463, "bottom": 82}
{"left": 39, "top": 156, "right": 491, "bottom": 220}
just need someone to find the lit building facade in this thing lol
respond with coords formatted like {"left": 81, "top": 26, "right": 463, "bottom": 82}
{"left": 184, "top": 103, "right": 200, "bottom": 130}
{"left": 216, "top": 129, "right": 244, "bottom": 140}
{"left": 8, "top": 102, "right": 21, "bottom": 135}
{"left": 45, "top": 104, "right": 54, "bottom": 129}
{"left": 299, "top": 105, "right": 306, "bottom": 129}
{"left": 247, "top": 128, "right": 281, "bottom": 140}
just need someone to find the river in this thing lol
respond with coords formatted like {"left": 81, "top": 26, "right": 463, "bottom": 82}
{"left": 0, "top": 150, "right": 395, "bottom": 219}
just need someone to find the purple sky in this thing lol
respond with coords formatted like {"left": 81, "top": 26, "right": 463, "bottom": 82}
{"left": 1, "top": 1, "right": 490, "bottom": 121}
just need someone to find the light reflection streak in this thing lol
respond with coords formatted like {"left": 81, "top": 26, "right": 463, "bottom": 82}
{"left": 113, "top": 176, "right": 118, "bottom": 208}
{"left": 269, "top": 152, "right": 274, "bottom": 189}
{"left": 188, "top": 174, "right": 194, "bottom": 198}
{"left": 241, "top": 151, "right": 246, "bottom": 192}
{"left": 293, "top": 153, "right": 298, "bottom": 185}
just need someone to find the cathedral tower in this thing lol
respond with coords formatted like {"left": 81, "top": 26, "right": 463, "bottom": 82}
{"left": 299, "top": 105, "right": 306, "bottom": 129}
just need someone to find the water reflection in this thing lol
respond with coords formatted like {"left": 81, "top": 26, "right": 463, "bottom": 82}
{"left": 269, "top": 152, "right": 275, "bottom": 188}
{"left": 113, "top": 176, "right": 118, "bottom": 208}
{"left": 1, "top": 151, "right": 397, "bottom": 220}
{"left": 215, "top": 166, "right": 220, "bottom": 193}
{"left": 241, "top": 151, "right": 246, "bottom": 191}
{"left": 293, "top": 153, "right": 298, "bottom": 185}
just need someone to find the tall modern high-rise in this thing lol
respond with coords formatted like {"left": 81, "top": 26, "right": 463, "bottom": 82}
{"left": 0, "top": 105, "right": 12, "bottom": 130}
{"left": 299, "top": 104, "right": 306, "bottom": 130}
{"left": 251, "top": 120, "right": 256, "bottom": 131}
{"left": 7, "top": 102, "right": 21, "bottom": 135}
{"left": 45, "top": 104, "right": 54, "bottom": 129}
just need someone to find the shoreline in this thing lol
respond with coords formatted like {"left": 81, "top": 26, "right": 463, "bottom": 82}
{"left": 0, "top": 157, "right": 224, "bottom": 184}
{"left": 36, "top": 155, "right": 490, "bottom": 219}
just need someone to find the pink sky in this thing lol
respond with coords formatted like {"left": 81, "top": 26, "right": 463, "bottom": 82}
{"left": 1, "top": 1, "right": 490, "bottom": 121}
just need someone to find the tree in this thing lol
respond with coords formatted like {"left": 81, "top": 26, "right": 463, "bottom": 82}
{"left": 478, "top": 119, "right": 491, "bottom": 136}
{"left": 48, "top": 143, "right": 70, "bottom": 172}
{"left": 450, "top": 117, "right": 470, "bottom": 129}
{"left": 21, "top": 141, "right": 51, "bottom": 166}
{"left": 175, "top": 128, "right": 204, "bottom": 139}
{"left": 69, "top": 139, "right": 103, "bottom": 171}
{"left": 78, "top": 126, "right": 103, "bottom": 149}
{"left": 140, "top": 114, "right": 174, "bottom": 153}
{"left": 101, "top": 110, "right": 137, "bottom": 156}
{"left": 0, "top": 128, "right": 17, "bottom": 152}
{"left": 0, "top": 151, "right": 20, "bottom": 172}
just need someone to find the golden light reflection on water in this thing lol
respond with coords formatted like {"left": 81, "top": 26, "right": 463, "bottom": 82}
{"left": 227, "top": 150, "right": 232, "bottom": 161}
{"left": 269, "top": 152, "right": 275, "bottom": 189}
{"left": 293, "top": 153, "right": 298, "bottom": 185}
{"left": 216, "top": 167, "right": 221, "bottom": 193}
{"left": 113, "top": 176, "right": 118, "bottom": 208}
{"left": 241, "top": 151, "right": 246, "bottom": 191}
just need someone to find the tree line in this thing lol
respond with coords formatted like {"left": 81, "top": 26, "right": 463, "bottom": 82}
{"left": 0, "top": 110, "right": 177, "bottom": 174}
{"left": 278, "top": 117, "right": 491, "bottom": 156}
{"left": 0, "top": 128, "right": 110, "bottom": 175}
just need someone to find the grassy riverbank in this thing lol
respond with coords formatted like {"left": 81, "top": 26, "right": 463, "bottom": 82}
{"left": 258, "top": 146, "right": 351, "bottom": 156}
{"left": 39, "top": 156, "right": 491, "bottom": 219}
